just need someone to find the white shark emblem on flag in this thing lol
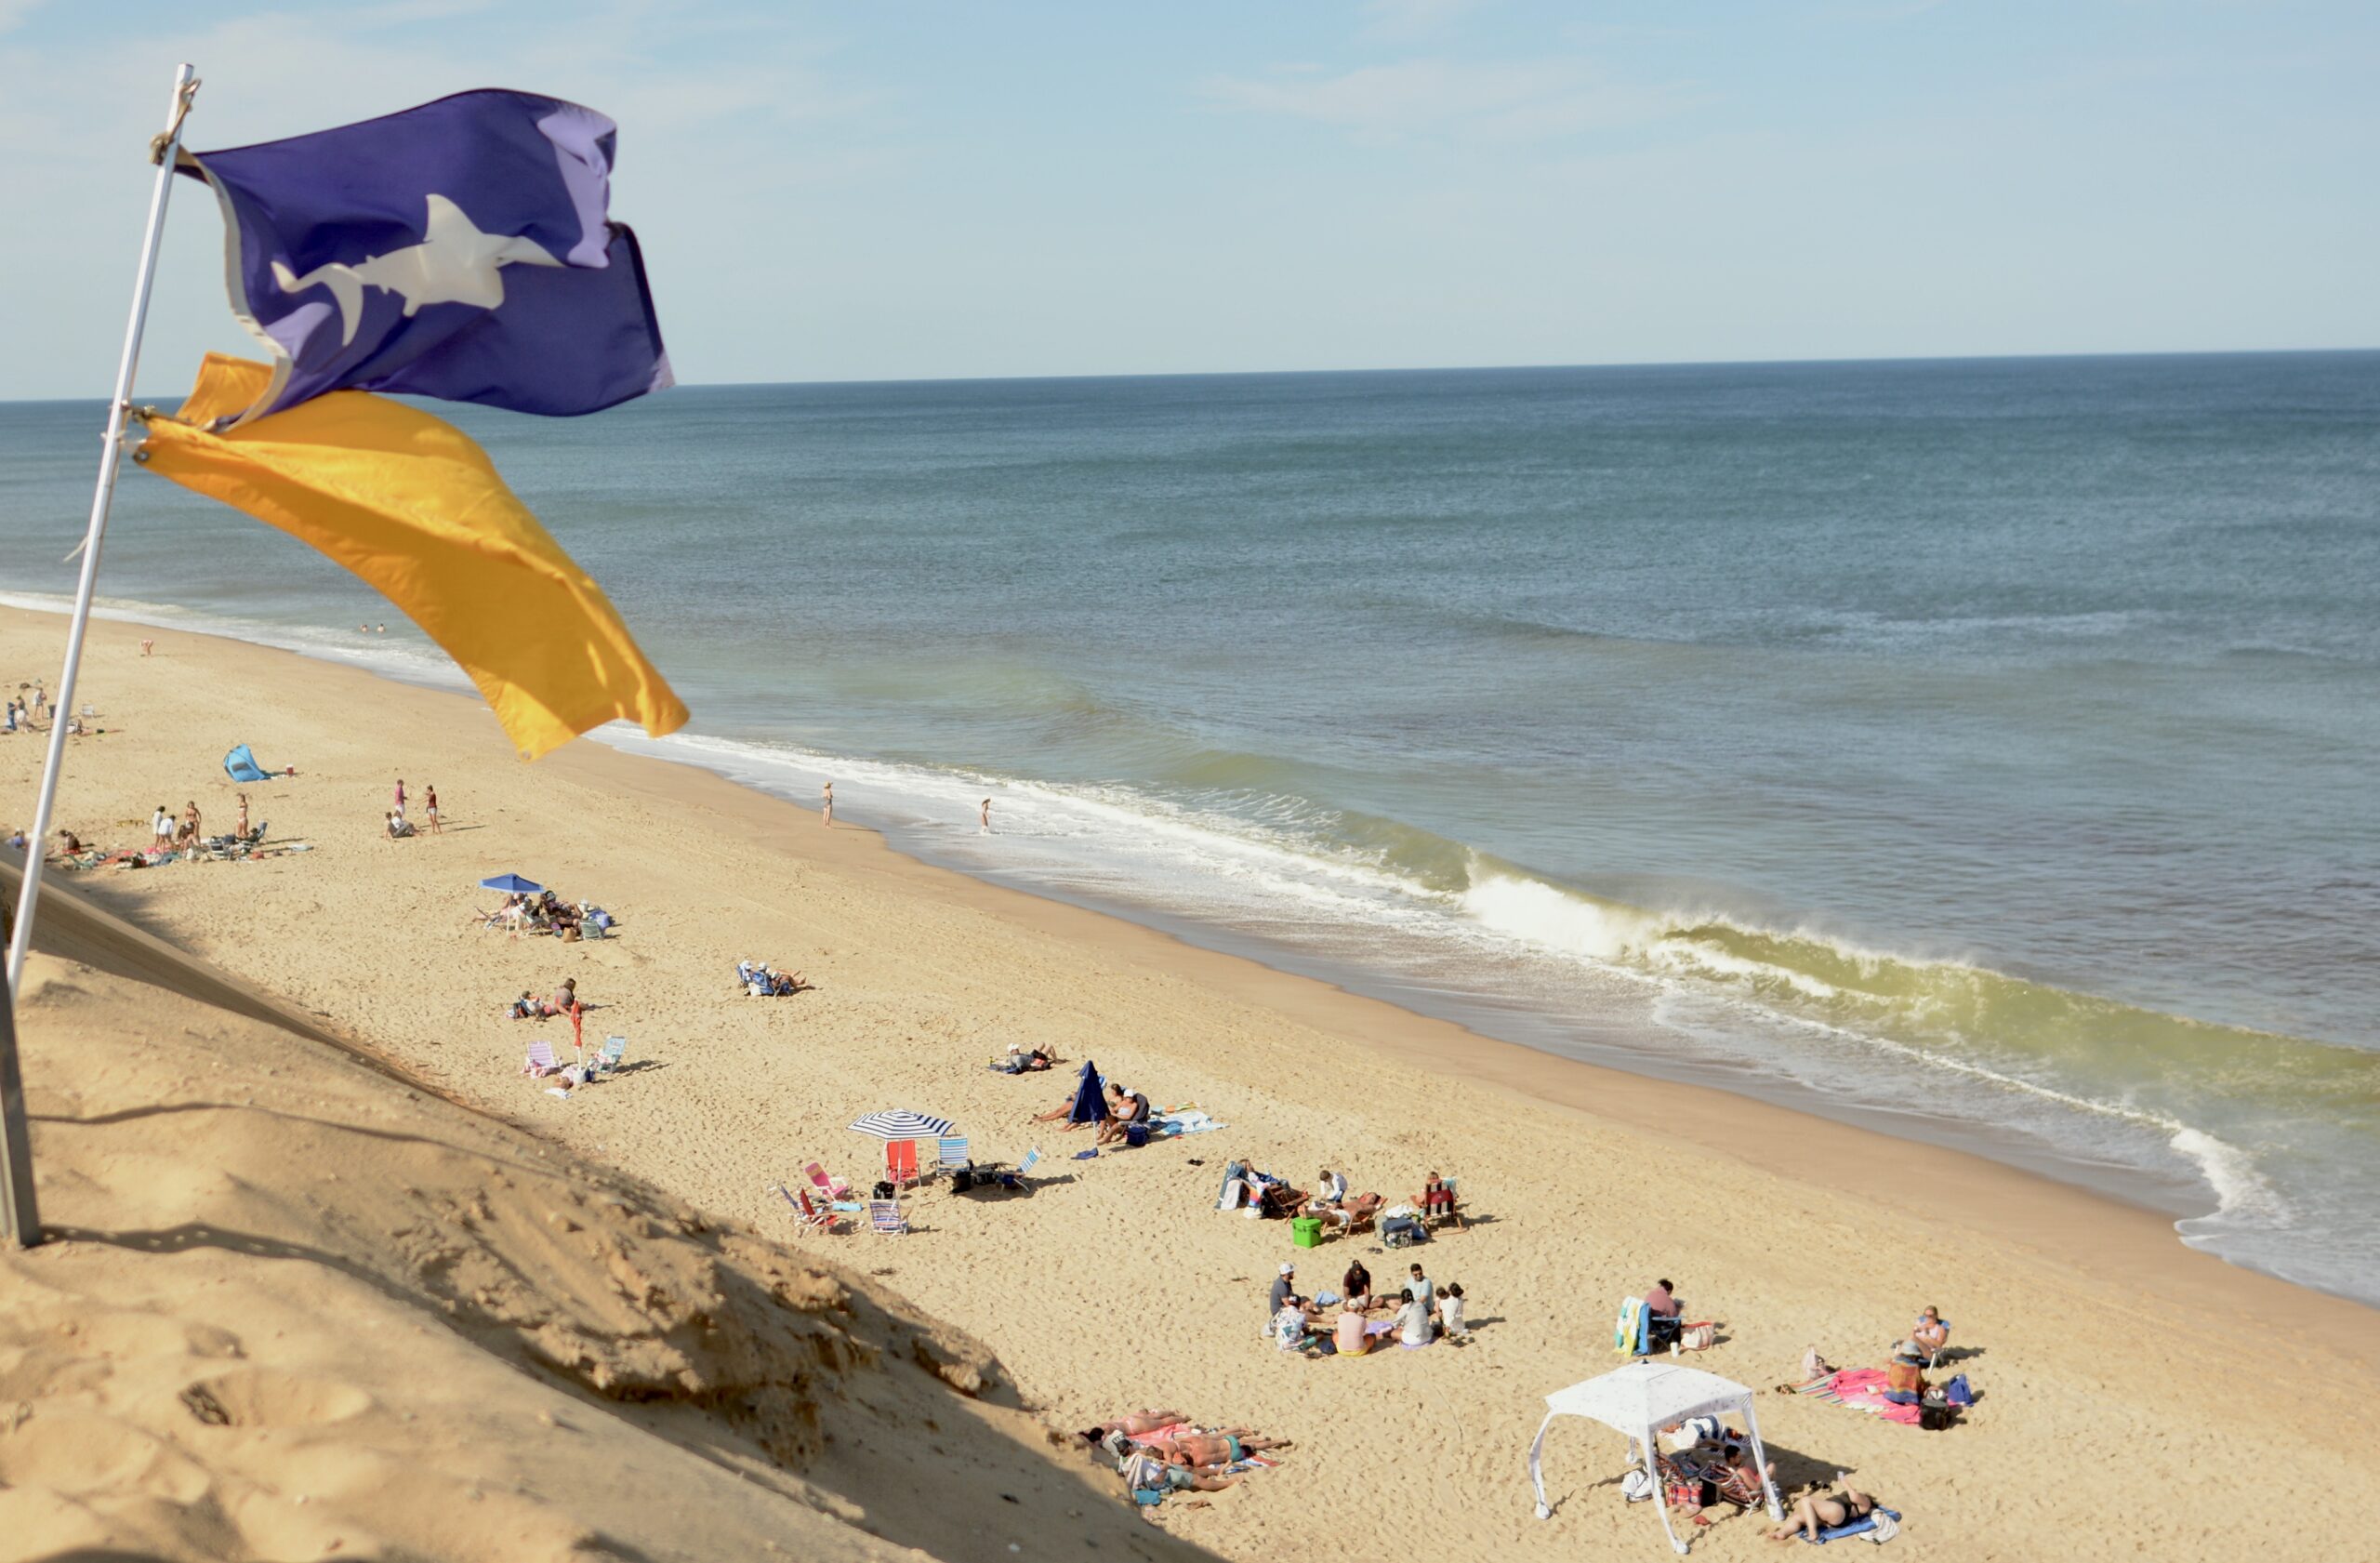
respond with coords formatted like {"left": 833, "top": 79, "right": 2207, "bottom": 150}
{"left": 271, "top": 193, "right": 564, "bottom": 347}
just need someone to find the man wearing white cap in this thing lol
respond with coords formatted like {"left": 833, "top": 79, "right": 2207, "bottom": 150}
{"left": 1268, "top": 1262, "right": 1296, "bottom": 1330}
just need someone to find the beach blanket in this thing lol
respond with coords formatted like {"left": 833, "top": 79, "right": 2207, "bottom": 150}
{"left": 1150, "top": 1106, "right": 1228, "bottom": 1137}
{"left": 1795, "top": 1369, "right": 1922, "bottom": 1426}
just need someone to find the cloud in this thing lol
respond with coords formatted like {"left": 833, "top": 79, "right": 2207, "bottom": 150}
{"left": 1205, "top": 57, "right": 1699, "bottom": 144}
{"left": 1362, "top": 0, "right": 1493, "bottom": 42}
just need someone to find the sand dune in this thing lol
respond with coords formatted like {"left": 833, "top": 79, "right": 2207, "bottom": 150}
{"left": 4, "top": 607, "right": 2378, "bottom": 1563}
{"left": 0, "top": 866, "right": 1211, "bottom": 1563}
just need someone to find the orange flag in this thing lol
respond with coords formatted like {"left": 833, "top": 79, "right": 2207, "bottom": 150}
{"left": 139, "top": 353, "right": 687, "bottom": 759}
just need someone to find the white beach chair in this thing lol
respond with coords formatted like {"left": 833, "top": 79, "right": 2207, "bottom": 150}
{"left": 522, "top": 1038, "right": 560, "bottom": 1076}
{"left": 867, "top": 1199, "right": 910, "bottom": 1236}
{"left": 935, "top": 1136, "right": 972, "bottom": 1177}
{"left": 994, "top": 1148, "right": 1040, "bottom": 1192}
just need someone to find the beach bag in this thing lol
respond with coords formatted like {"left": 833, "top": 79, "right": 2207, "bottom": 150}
{"left": 951, "top": 1166, "right": 975, "bottom": 1193}
{"left": 1919, "top": 1399, "right": 1953, "bottom": 1432}
{"left": 1681, "top": 1321, "right": 1716, "bottom": 1352}
{"left": 1943, "top": 1372, "right": 1973, "bottom": 1407}
{"left": 872, "top": 1180, "right": 895, "bottom": 1200}
{"left": 1124, "top": 1121, "right": 1150, "bottom": 1148}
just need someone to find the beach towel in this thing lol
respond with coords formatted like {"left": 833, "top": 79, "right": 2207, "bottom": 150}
{"left": 1804, "top": 1369, "right": 1924, "bottom": 1425}
{"left": 1801, "top": 1507, "right": 1901, "bottom": 1544}
{"left": 1614, "top": 1297, "right": 1650, "bottom": 1357}
{"left": 1150, "top": 1106, "right": 1228, "bottom": 1137}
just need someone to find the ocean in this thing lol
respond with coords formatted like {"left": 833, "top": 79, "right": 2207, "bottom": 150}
{"left": 3, "top": 353, "right": 2375, "bottom": 1302}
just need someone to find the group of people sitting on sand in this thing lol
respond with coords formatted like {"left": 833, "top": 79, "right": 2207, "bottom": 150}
{"left": 1265, "top": 1256, "right": 1469, "bottom": 1357}
{"left": 1076, "top": 1411, "right": 1291, "bottom": 1504}
{"left": 508, "top": 977, "right": 581, "bottom": 1020}
{"left": 1212, "top": 1161, "right": 1462, "bottom": 1242}
{"left": 734, "top": 960, "right": 813, "bottom": 997}
{"left": 478, "top": 889, "right": 613, "bottom": 940}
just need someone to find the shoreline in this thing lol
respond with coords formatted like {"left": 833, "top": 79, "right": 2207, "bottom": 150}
{"left": 0, "top": 600, "right": 2361, "bottom": 1318}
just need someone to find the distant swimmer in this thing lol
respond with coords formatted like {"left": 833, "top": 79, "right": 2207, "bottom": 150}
{"left": 376, "top": 622, "right": 386, "bottom": 633}
{"left": 980, "top": 797, "right": 993, "bottom": 833}
{"left": 821, "top": 780, "right": 834, "bottom": 828}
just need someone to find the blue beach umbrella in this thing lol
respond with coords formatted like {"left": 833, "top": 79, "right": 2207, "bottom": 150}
{"left": 849, "top": 1109, "right": 957, "bottom": 1142}
{"left": 1066, "top": 1060, "right": 1109, "bottom": 1125}
{"left": 479, "top": 872, "right": 544, "bottom": 894}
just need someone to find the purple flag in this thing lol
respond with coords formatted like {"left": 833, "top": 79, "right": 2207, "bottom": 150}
{"left": 178, "top": 88, "right": 671, "bottom": 427}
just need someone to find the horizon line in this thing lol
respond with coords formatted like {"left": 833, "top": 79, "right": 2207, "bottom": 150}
{"left": 6, "top": 342, "right": 2375, "bottom": 407}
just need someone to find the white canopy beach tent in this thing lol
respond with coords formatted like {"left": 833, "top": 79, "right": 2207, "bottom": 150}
{"left": 1527, "top": 1360, "right": 1783, "bottom": 1555}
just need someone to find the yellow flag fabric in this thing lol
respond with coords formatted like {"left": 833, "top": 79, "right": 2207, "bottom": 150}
{"left": 139, "top": 354, "right": 687, "bottom": 760}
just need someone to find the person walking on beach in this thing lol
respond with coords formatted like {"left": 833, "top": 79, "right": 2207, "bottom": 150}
{"left": 980, "top": 797, "right": 993, "bottom": 833}
{"left": 392, "top": 778, "right": 406, "bottom": 821}
{"left": 423, "top": 783, "right": 441, "bottom": 834}
{"left": 150, "top": 804, "right": 171, "bottom": 851}
{"left": 821, "top": 780, "right": 834, "bottom": 828}
{"left": 140, "top": 638, "right": 153, "bottom": 656}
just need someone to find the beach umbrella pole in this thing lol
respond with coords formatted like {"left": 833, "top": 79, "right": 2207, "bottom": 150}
{"left": 1, "top": 63, "right": 199, "bottom": 1248}
{"left": 4, "top": 62, "right": 200, "bottom": 1004}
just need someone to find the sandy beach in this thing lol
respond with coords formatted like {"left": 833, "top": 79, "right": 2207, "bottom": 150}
{"left": 5, "top": 603, "right": 2376, "bottom": 1562}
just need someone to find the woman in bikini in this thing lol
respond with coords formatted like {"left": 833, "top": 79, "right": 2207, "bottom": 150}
{"left": 1768, "top": 1488, "right": 1876, "bottom": 1542}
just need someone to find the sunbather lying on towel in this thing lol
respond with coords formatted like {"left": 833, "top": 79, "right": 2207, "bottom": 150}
{"left": 1140, "top": 1428, "right": 1289, "bottom": 1464}
{"left": 993, "top": 1045, "right": 1055, "bottom": 1073}
{"left": 1768, "top": 1488, "right": 1878, "bottom": 1542}
{"left": 1078, "top": 1410, "right": 1190, "bottom": 1440}
{"left": 509, "top": 991, "right": 539, "bottom": 1020}
{"left": 1121, "top": 1450, "right": 1236, "bottom": 1501}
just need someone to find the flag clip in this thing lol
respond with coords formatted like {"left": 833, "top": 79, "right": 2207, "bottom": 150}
{"left": 148, "top": 76, "right": 201, "bottom": 166}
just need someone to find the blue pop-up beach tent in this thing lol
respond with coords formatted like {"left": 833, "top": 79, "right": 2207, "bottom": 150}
{"left": 479, "top": 872, "right": 544, "bottom": 894}
{"left": 223, "top": 744, "right": 271, "bottom": 783}
{"left": 1066, "top": 1059, "right": 1109, "bottom": 1125}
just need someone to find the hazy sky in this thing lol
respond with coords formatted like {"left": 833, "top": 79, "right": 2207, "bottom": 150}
{"left": 3, "top": 0, "right": 2374, "bottom": 400}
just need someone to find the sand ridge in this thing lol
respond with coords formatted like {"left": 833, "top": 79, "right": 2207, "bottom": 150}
{"left": 0, "top": 877, "right": 1217, "bottom": 1563}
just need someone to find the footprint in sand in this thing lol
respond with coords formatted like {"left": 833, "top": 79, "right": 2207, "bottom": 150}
{"left": 178, "top": 1367, "right": 374, "bottom": 1428}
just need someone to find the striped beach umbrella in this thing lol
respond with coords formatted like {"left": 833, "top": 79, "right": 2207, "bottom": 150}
{"left": 848, "top": 1108, "right": 956, "bottom": 1142}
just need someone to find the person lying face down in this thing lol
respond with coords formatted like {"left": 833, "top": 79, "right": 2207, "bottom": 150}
{"left": 1078, "top": 1410, "right": 1190, "bottom": 1441}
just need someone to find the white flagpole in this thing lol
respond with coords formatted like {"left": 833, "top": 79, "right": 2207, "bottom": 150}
{"left": 4, "top": 63, "right": 199, "bottom": 1003}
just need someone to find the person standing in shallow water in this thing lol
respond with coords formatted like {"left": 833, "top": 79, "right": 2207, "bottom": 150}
{"left": 820, "top": 780, "right": 834, "bottom": 828}
{"left": 980, "top": 797, "right": 992, "bottom": 833}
